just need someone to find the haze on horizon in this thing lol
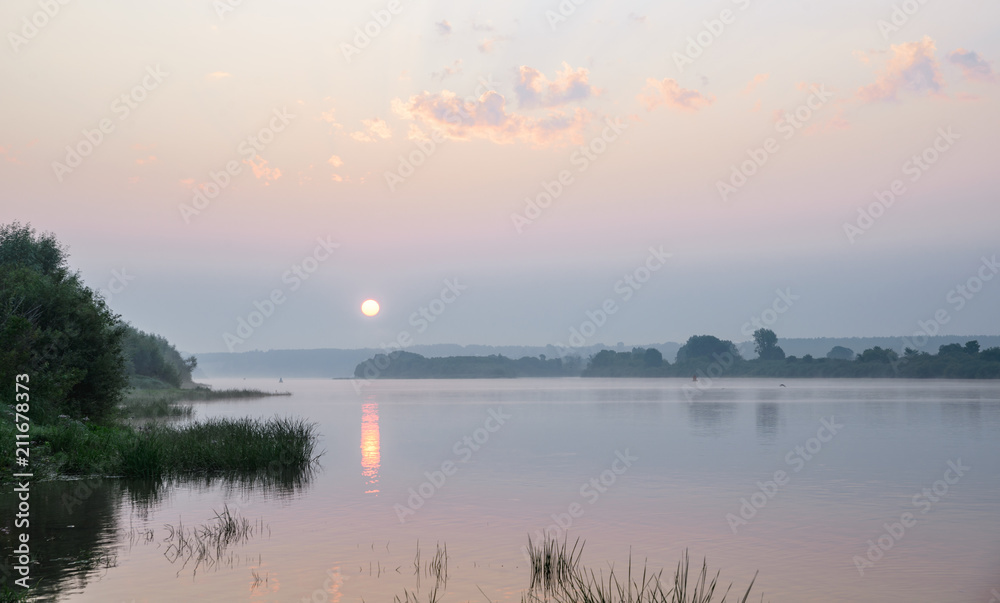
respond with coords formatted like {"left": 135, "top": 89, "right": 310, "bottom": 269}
{"left": 2, "top": 0, "right": 998, "bottom": 354}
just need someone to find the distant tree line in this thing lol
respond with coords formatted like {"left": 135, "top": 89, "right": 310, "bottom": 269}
{"left": 354, "top": 351, "right": 582, "bottom": 379}
{"left": 582, "top": 329, "right": 1000, "bottom": 379}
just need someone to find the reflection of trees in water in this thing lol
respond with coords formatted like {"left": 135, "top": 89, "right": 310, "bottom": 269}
{"left": 0, "top": 479, "right": 122, "bottom": 602}
{"left": 687, "top": 402, "right": 737, "bottom": 436}
{"left": 755, "top": 403, "right": 780, "bottom": 442}
{"left": 0, "top": 471, "right": 312, "bottom": 600}
{"left": 941, "top": 400, "right": 982, "bottom": 432}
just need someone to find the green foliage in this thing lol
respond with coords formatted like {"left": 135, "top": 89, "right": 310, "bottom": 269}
{"left": 354, "top": 351, "right": 581, "bottom": 379}
{"left": 0, "top": 222, "right": 127, "bottom": 421}
{"left": 121, "top": 325, "right": 196, "bottom": 387}
{"left": 826, "top": 346, "right": 855, "bottom": 361}
{"left": 675, "top": 335, "right": 741, "bottom": 363}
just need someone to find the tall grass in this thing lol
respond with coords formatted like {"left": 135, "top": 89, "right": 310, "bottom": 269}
{"left": 29, "top": 415, "right": 320, "bottom": 482}
{"left": 522, "top": 537, "right": 760, "bottom": 603}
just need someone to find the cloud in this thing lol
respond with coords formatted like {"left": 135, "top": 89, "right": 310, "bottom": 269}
{"left": 0, "top": 145, "right": 23, "bottom": 165}
{"left": 435, "top": 20, "right": 452, "bottom": 35}
{"left": 350, "top": 118, "right": 393, "bottom": 142}
{"left": 858, "top": 36, "right": 944, "bottom": 102}
{"left": 515, "top": 63, "right": 599, "bottom": 108}
{"left": 391, "top": 89, "right": 590, "bottom": 147}
{"left": 327, "top": 155, "right": 343, "bottom": 168}
{"left": 638, "top": 78, "right": 715, "bottom": 112}
{"left": 135, "top": 155, "right": 157, "bottom": 165}
{"left": 628, "top": 13, "right": 647, "bottom": 24}
{"left": 320, "top": 104, "right": 344, "bottom": 130}
{"left": 948, "top": 49, "right": 997, "bottom": 83}
{"left": 743, "top": 73, "right": 770, "bottom": 94}
{"left": 244, "top": 156, "right": 281, "bottom": 184}
{"left": 206, "top": 72, "right": 232, "bottom": 80}
{"left": 478, "top": 37, "right": 508, "bottom": 54}
{"left": 432, "top": 59, "right": 463, "bottom": 81}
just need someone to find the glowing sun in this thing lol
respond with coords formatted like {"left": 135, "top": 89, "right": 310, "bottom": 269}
{"left": 361, "top": 299, "right": 380, "bottom": 317}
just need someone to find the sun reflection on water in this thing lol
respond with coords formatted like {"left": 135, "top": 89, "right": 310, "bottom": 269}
{"left": 361, "top": 401, "right": 380, "bottom": 495}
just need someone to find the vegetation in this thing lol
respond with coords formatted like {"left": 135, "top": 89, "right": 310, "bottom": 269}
{"left": 355, "top": 350, "right": 582, "bottom": 379}
{"left": 522, "top": 537, "right": 759, "bottom": 603}
{"left": 0, "top": 222, "right": 318, "bottom": 486}
{"left": 583, "top": 334, "right": 1000, "bottom": 379}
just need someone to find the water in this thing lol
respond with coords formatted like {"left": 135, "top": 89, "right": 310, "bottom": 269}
{"left": 5, "top": 378, "right": 1000, "bottom": 602}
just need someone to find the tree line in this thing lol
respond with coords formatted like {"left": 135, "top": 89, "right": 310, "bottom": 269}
{"left": 0, "top": 222, "right": 197, "bottom": 422}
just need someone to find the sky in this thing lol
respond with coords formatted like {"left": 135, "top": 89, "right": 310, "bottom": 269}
{"left": 1, "top": 0, "right": 998, "bottom": 354}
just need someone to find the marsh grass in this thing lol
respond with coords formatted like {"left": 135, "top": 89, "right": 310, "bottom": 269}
{"left": 162, "top": 504, "right": 268, "bottom": 575}
{"left": 522, "top": 538, "right": 760, "bottom": 603}
{"left": 26, "top": 415, "right": 320, "bottom": 482}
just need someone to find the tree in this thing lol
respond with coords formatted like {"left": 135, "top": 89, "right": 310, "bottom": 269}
{"left": 752, "top": 328, "right": 785, "bottom": 360}
{"left": 856, "top": 346, "right": 898, "bottom": 363}
{"left": 826, "top": 346, "right": 855, "bottom": 361}
{"left": 0, "top": 222, "right": 128, "bottom": 420}
{"left": 643, "top": 347, "right": 663, "bottom": 367}
{"left": 675, "top": 335, "right": 741, "bottom": 363}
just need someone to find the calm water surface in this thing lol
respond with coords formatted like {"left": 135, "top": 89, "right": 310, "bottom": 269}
{"left": 7, "top": 378, "right": 1000, "bottom": 602}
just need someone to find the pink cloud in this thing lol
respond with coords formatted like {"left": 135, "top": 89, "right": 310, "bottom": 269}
{"left": 948, "top": 49, "right": 997, "bottom": 83}
{"left": 858, "top": 36, "right": 944, "bottom": 102}
{"left": 638, "top": 78, "right": 715, "bottom": 112}
{"left": 350, "top": 118, "right": 392, "bottom": 142}
{"left": 743, "top": 73, "right": 770, "bottom": 95}
{"left": 392, "top": 89, "right": 590, "bottom": 147}
{"left": 244, "top": 156, "right": 282, "bottom": 184}
{"left": 515, "top": 63, "right": 599, "bottom": 108}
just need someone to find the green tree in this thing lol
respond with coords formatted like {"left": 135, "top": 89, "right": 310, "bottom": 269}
{"left": 752, "top": 328, "right": 785, "bottom": 360}
{"left": 0, "top": 222, "right": 128, "bottom": 420}
{"left": 826, "top": 346, "right": 855, "bottom": 361}
{"left": 675, "top": 335, "right": 741, "bottom": 363}
{"left": 643, "top": 347, "right": 663, "bottom": 367}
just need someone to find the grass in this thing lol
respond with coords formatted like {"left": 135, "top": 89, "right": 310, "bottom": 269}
{"left": 3, "top": 414, "right": 319, "bottom": 483}
{"left": 522, "top": 537, "right": 760, "bottom": 603}
{"left": 0, "top": 386, "right": 315, "bottom": 484}
{"left": 0, "top": 586, "right": 28, "bottom": 603}
{"left": 162, "top": 504, "right": 268, "bottom": 575}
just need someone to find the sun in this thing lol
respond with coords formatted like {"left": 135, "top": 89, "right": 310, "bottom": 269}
{"left": 361, "top": 299, "right": 380, "bottom": 317}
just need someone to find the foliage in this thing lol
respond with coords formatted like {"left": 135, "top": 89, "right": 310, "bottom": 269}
{"left": 825, "top": 346, "right": 855, "bottom": 361}
{"left": 0, "top": 222, "right": 127, "bottom": 421}
{"left": 675, "top": 335, "right": 741, "bottom": 363}
{"left": 121, "top": 325, "right": 197, "bottom": 387}
{"left": 752, "top": 328, "right": 785, "bottom": 360}
{"left": 354, "top": 351, "right": 581, "bottom": 379}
